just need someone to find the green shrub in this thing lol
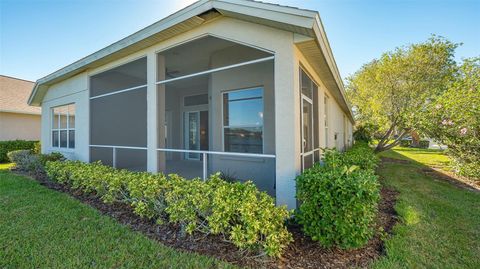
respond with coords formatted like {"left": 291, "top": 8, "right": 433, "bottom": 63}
{"left": 33, "top": 142, "right": 41, "bottom": 154}
{"left": 45, "top": 161, "right": 293, "bottom": 257}
{"left": 295, "top": 147, "right": 380, "bottom": 249}
{"left": 7, "top": 150, "right": 33, "bottom": 170}
{"left": 399, "top": 140, "right": 411, "bottom": 147}
{"left": 342, "top": 142, "right": 378, "bottom": 171}
{"left": 0, "top": 140, "right": 37, "bottom": 163}
{"left": 8, "top": 150, "right": 64, "bottom": 176}
{"left": 353, "top": 125, "right": 374, "bottom": 143}
{"left": 418, "top": 140, "right": 430, "bottom": 149}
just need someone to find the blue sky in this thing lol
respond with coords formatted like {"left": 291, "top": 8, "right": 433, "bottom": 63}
{"left": 1, "top": 0, "right": 479, "bottom": 82}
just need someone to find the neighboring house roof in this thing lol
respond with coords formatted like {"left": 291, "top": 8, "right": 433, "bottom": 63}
{"left": 27, "top": 0, "right": 353, "bottom": 121}
{"left": 0, "top": 75, "right": 40, "bottom": 115}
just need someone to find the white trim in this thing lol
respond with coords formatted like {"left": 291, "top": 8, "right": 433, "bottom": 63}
{"left": 51, "top": 103, "right": 75, "bottom": 150}
{"left": 300, "top": 67, "right": 319, "bottom": 170}
{"left": 156, "top": 56, "right": 274, "bottom": 85}
{"left": 157, "top": 148, "right": 275, "bottom": 158}
{"left": 89, "top": 84, "right": 148, "bottom": 100}
{"left": 89, "top": 145, "right": 148, "bottom": 150}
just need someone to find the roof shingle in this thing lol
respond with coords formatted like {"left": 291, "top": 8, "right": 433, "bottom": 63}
{"left": 0, "top": 75, "right": 41, "bottom": 115}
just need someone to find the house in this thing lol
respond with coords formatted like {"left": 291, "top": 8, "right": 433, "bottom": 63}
{"left": 28, "top": 0, "right": 354, "bottom": 209}
{"left": 0, "top": 75, "right": 41, "bottom": 141}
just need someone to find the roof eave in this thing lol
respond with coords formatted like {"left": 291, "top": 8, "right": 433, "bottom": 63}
{"left": 28, "top": 0, "right": 354, "bottom": 122}
{"left": 311, "top": 14, "right": 354, "bottom": 123}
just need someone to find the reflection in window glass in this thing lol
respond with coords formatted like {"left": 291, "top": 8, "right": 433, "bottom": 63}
{"left": 69, "top": 130, "right": 75, "bottom": 148}
{"left": 51, "top": 104, "right": 75, "bottom": 149}
{"left": 301, "top": 70, "right": 313, "bottom": 99}
{"left": 223, "top": 88, "right": 263, "bottom": 153}
{"left": 60, "top": 131, "right": 67, "bottom": 148}
{"left": 224, "top": 127, "right": 263, "bottom": 153}
{"left": 52, "top": 131, "right": 59, "bottom": 147}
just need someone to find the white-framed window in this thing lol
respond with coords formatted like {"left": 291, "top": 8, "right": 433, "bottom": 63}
{"left": 51, "top": 104, "right": 75, "bottom": 149}
{"left": 222, "top": 87, "right": 264, "bottom": 153}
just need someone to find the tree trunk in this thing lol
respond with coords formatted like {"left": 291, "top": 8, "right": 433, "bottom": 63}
{"left": 375, "top": 129, "right": 410, "bottom": 153}
{"left": 411, "top": 130, "right": 420, "bottom": 147}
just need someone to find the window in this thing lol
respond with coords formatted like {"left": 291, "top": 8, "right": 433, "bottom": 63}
{"left": 223, "top": 87, "right": 263, "bottom": 153}
{"left": 300, "top": 68, "right": 319, "bottom": 170}
{"left": 52, "top": 104, "right": 75, "bottom": 149}
{"left": 324, "top": 95, "right": 329, "bottom": 147}
{"left": 184, "top": 94, "right": 208, "bottom": 106}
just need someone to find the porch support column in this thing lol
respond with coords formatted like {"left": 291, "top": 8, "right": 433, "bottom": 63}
{"left": 275, "top": 47, "right": 301, "bottom": 209}
{"left": 157, "top": 55, "right": 166, "bottom": 172}
{"left": 147, "top": 51, "right": 158, "bottom": 172}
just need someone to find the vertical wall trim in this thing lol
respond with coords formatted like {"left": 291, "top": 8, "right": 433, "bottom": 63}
{"left": 274, "top": 42, "right": 299, "bottom": 210}
{"left": 147, "top": 52, "right": 158, "bottom": 172}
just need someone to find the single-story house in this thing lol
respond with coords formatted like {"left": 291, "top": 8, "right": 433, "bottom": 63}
{"left": 0, "top": 75, "right": 41, "bottom": 141}
{"left": 28, "top": 0, "right": 354, "bottom": 209}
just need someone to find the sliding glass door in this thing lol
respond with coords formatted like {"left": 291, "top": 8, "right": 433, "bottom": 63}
{"left": 184, "top": 111, "right": 209, "bottom": 160}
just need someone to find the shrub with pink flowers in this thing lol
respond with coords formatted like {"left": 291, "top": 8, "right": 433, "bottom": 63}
{"left": 419, "top": 58, "right": 480, "bottom": 179}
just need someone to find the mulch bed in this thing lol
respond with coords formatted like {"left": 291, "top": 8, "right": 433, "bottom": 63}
{"left": 14, "top": 169, "right": 398, "bottom": 269}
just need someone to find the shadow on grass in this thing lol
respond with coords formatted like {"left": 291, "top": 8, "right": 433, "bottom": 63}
{"left": 379, "top": 149, "right": 479, "bottom": 192}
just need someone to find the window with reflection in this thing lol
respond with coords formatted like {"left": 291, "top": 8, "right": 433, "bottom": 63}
{"left": 223, "top": 87, "right": 263, "bottom": 153}
{"left": 51, "top": 104, "right": 75, "bottom": 149}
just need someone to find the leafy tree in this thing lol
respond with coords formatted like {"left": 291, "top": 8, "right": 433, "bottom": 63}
{"left": 346, "top": 36, "right": 458, "bottom": 152}
{"left": 418, "top": 58, "right": 480, "bottom": 179}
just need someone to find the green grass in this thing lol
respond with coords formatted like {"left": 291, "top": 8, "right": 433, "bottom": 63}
{"left": 372, "top": 147, "right": 480, "bottom": 268}
{"left": 378, "top": 146, "right": 452, "bottom": 171}
{"left": 2, "top": 150, "right": 479, "bottom": 268}
{"left": 0, "top": 162, "right": 14, "bottom": 170}
{"left": 0, "top": 166, "right": 234, "bottom": 269}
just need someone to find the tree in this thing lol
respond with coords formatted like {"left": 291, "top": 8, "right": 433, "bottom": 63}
{"left": 346, "top": 36, "right": 459, "bottom": 152}
{"left": 418, "top": 57, "right": 480, "bottom": 179}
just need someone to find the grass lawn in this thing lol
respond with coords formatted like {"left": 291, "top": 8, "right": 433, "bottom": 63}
{"left": 0, "top": 162, "right": 14, "bottom": 170}
{"left": 372, "top": 147, "right": 480, "bottom": 268}
{"left": 0, "top": 165, "right": 234, "bottom": 269}
{"left": 2, "top": 147, "right": 479, "bottom": 268}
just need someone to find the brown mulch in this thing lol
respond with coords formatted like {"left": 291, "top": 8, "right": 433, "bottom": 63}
{"left": 15, "top": 169, "right": 399, "bottom": 269}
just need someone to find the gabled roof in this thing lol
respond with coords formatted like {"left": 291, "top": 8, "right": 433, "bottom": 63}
{"left": 0, "top": 75, "right": 40, "bottom": 115}
{"left": 28, "top": 0, "right": 353, "bottom": 121}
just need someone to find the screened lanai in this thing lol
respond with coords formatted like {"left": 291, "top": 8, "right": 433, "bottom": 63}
{"left": 89, "top": 35, "right": 277, "bottom": 196}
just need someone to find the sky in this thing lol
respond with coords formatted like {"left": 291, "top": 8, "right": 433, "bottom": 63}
{"left": 0, "top": 0, "right": 479, "bottom": 82}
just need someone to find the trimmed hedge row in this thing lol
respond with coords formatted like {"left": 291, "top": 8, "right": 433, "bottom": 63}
{"left": 45, "top": 161, "right": 293, "bottom": 257}
{"left": 0, "top": 140, "right": 38, "bottom": 163}
{"left": 295, "top": 142, "right": 380, "bottom": 249}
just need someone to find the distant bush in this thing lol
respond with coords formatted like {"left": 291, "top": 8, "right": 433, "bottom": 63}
{"left": 7, "top": 150, "right": 33, "bottom": 170}
{"left": 418, "top": 140, "right": 430, "bottom": 149}
{"left": 8, "top": 150, "right": 64, "bottom": 177}
{"left": 45, "top": 160, "right": 292, "bottom": 257}
{"left": 343, "top": 141, "right": 379, "bottom": 171}
{"left": 353, "top": 125, "right": 374, "bottom": 143}
{"left": 399, "top": 140, "right": 411, "bottom": 147}
{"left": 295, "top": 143, "right": 380, "bottom": 249}
{"left": 0, "top": 140, "right": 37, "bottom": 163}
{"left": 33, "top": 142, "right": 41, "bottom": 154}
